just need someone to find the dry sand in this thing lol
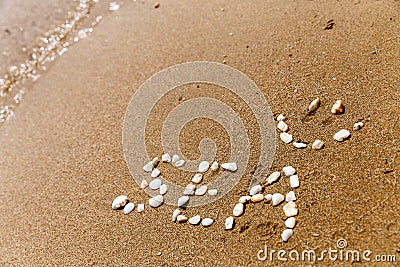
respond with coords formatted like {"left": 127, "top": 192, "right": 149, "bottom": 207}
{"left": 0, "top": 0, "right": 399, "bottom": 266}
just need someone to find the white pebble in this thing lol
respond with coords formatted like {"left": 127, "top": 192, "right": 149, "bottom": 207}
{"left": 239, "top": 195, "right": 251, "bottom": 204}
{"left": 285, "top": 191, "right": 296, "bottom": 202}
{"left": 195, "top": 185, "right": 208, "bottom": 196}
{"left": 208, "top": 189, "right": 218, "bottom": 196}
{"left": 285, "top": 217, "right": 296, "bottom": 229}
{"left": 265, "top": 171, "right": 281, "bottom": 185}
{"left": 277, "top": 114, "right": 286, "bottom": 121}
{"left": 331, "top": 99, "right": 345, "bottom": 115}
{"left": 161, "top": 153, "right": 171, "bottom": 162}
{"left": 140, "top": 180, "right": 149, "bottom": 189}
{"left": 283, "top": 166, "right": 296, "bottom": 176}
{"left": 148, "top": 195, "right": 164, "bottom": 208}
{"left": 137, "top": 203, "right": 144, "bottom": 212}
{"left": 112, "top": 195, "right": 128, "bottom": 209}
{"left": 293, "top": 142, "right": 307, "bottom": 149}
{"left": 201, "top": 218, "right": 214, "bottom": 227}
{"left": 192, "top": 173, "right": 203, "bottom": 184}
{"left": 289, "top": 175, "right": 300, "bottom": 188}
{"left": 151, "top": 168, "right": 161, "bottom": 178}
{"left": 188, "top": 215, "right": 201, "bottom": 225}
{"left": 265, "top": 194, "right": 273, "bottom": 201}
{"left": 221, "top": 162, "right": 238, "bottom": 172}
{"left": 184, "top": 184, "right": 196, "bottom": 195}
{"left": 334, "top": 129, "right": 351, "bottom": 142}
{"left": 353, "top": 122, "right": 364, "bottom": 131}
{"left": 281, "top": 229, "right": 294, "bottom": 242}
{"left": 251, "top": 193, "right": 264, "bottom": 203}
{"left": 177, "top": 215, "right": 187, "bottom": 223}
{"left": 143, "top": 161, "right": 154, "bottom": 172}
{"left": 249, "top": 184, "right": 262, "bottom": 196}
{"left": 312, "top": 140, "right": 324, "bottom": 150}
{"left": 149, "top": 179, "right": 162, "bottom": 190}
{"left": 172, "top": 209, "right": 181, "bottom": 222}
{"left": 175, "top": 159, "right": 185, "bottom": 167}
{"left": 159, "top": 184, "right": 168, "bottom": 195}
{"left": 171, "top": 154, "right": 180, "bottom": 163}
{"left": 283, "top": 201, "right": 298, "bottom": 217}
{"left": 225, "top": 216, "right": 234, "bottom": 230}
{"left": 198, "top": 161, "right": 210, "bottom": 172}
{"left": 308, "top": 97, "right": 321, "bottom": 113}
{"left": 178, "top": 196, "right": 189, "bottom": 207}
{"left": 280, "top": 132, "right": 293, "bottom": 144}
{"left": 277, "top": 121, "right": 289, "bottom": 132}
{"left": 233, "top": 203, "right": 245, "bottom": 217}
{"left": 272, "top": 193, "right": 284, "bottom": 206}
{"left": 123, "top": 202, "right": 135, "bottom": 215}
{"left": 211, "top": 161, "right": 219, "bottom": 171}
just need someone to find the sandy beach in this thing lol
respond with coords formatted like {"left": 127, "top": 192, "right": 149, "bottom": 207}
{"left": 0, "top": 0, "right": 399, "bottom": 266}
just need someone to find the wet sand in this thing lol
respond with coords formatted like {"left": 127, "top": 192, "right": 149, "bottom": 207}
{"left": 0, "top": 0, "right": 399, "bottom": 266}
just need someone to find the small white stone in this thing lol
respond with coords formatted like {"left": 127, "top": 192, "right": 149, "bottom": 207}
{"left": 249, "top": 184, "right": 262, "bottom": 196}
{"left": 140, "top": 180, "right": 149, "bottom": 189}
{"left": 277, "top": 114, "right": 286, "bottom": 121}
{"left": 137, "top": 203, "right": 144, "bottom": 212}
{"left": 171, "top": 155, "right": 180, "bottom": 163}
{"left": 289, "top": 175, "right": 300, "bottom": 188}
{"left": 151, "top": 168, "right": 161, "bottom": 178}
{"left": 233, "top": 203, "right": 245, "bottom": 217}
{"left": 161, "top": 153, "right": 171, "bottom": 162}
{"left": 308, "top": 97, "right": 321, "bottom": 113}
{"left": 184, "top": 184, "right": 196, "bottom": 195}
{"left": 112, "top": 195, "right": 128, "bottom": 209}
{"left": 123, "top": 202, "right": 135, "bottom": 215}
{"left": 178, "top": 196, "right": 189, "bottom": 207}
{"left": 265, "top": 171, "right": 281, "bottom": 185}
{"left": 239, "top": 195, "right": 251, "bottom": 204}
{"left": 277, "top": 121, "right": 289, "bottom": 132}
{"left": 286, "top": 191, "right": 296, "bottom": 202}
{"left": 251, "top": 193, "right": 264, "bottom": 203}
{"left": 201, "top": 218, "right": 214, "bottom": 227}
{"left": 293, "top": 142, "right": 307, "bottom": 149}
{"left": 175, "top": 159, "right": 185, "bottom": 167}
{"left": 281, "top": 229, "right": 294, "bottom": 242}
{"left": 177, "top": 215, "right": 187, "bottom": 223}
{"left": 312, "top": 140, "right": 324, "bottom": 150}
{"left": 195, "top": 185, "right": 208, "bottom": 196}
{"left": 353, "top": 122, "right": 364, "bottom": 131}
{"left": 208, "top": 189, "right": 218, "bottom": 196}
{"left": 143, "top": 161, "right": 154, "bottom": 172}
{"left": 265, "top": 194, "right": 273, "bottom": 201}
{"left": 334, "top": 129, "right": 351, "bottom": 142}
{"left": 221, "top": 162, "right": 237, "bottom": 172}
{"left": 285, "top": 217, "right": 296, "bottom": 229}
{"left": 283, "top": 166, "right": 296, "bottom": 176}
{"left": 188, "top": 215, "right": 201, "bottom": 225}
{"left": 283, "top": 201, "right": 298, "bottom": 217}
{"left": 198, "top": 161, "right": 210, "bottom": 172}
{"left": 331, "top": 99, "right": 345, "bottom": 115}
{"left": 172, "top": 209, "right": 181, "bottom": 222}
{"left": 148, "top": 195, "right": 164, "bottom": 208}
{"left": 211, "top": 161, "right": 219, "bottom": 171}
{"left": 149, "top": 179, "right": 162, "bottom": 190}
{"left": 159, "top": 184, "right": 168, "bottom": 195}
{"left": 272, "top": 193, "right": 284, "bottom": 206}
{"left": 225, "top": 216, "right": 234, "bottom": 230}
{"left": 192, "top": 173, "right": 203, "bottom": 184}
{"left": 280, "top": 132, "right": 293, "bottom": 144}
